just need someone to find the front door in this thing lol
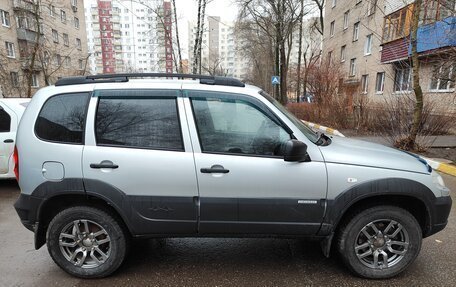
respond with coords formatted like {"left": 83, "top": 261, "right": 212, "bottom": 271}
{"left": 184, "top": 90, "right": 327, "bottom": 235}
{"left": 82, "top": 89, "right": 199, "bottom": 235}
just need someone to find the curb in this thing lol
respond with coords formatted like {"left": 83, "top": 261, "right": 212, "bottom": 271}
{"left": 421, "top": 157, "right": 456, "bottom": 177}
{"left": 301, "top": 120, "right": 345, "bottom": 137}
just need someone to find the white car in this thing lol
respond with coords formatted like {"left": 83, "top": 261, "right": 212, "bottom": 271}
{"left": 0, "top": 98, "right": 30, "bottom": 179}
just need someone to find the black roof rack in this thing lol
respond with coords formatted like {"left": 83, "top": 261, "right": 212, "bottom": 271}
{"left": 55, "top": 73, "right": 245, "bottom": 87}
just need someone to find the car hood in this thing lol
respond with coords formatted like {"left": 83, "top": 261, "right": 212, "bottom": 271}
{"left": 318, "top": 136, "right": 430, "bottom": 174}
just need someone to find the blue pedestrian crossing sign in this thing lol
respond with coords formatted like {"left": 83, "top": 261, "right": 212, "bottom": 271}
{"left": 271, "top": 76, "right": 280, "bottom": 85}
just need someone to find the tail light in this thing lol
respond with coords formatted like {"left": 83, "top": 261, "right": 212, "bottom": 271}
{"left": 13, "top": 146, "right": 19, "bottom": 181}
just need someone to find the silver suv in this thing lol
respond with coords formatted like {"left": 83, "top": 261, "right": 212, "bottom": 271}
{"left": 14, "top": 74, "right": 451, "bottom": 279}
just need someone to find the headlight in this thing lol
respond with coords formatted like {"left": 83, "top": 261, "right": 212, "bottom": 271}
{"left": 432, "top": 172, "right": 450, "bottom": 196}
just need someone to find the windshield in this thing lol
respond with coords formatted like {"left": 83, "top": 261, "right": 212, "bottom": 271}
{"left": 259, "top": 91, "right": 319, "bottom": 144}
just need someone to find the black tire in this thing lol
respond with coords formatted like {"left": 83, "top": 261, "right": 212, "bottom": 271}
{"left": 46, "top": 206, "right": 128, "bottom": 278}
{"left": 336, "top": 205, "right": 422, "bottom": 279}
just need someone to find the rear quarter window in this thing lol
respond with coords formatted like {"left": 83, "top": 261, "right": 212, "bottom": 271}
{"left": 35, "top": 93, "right": 90, "bottom": 144}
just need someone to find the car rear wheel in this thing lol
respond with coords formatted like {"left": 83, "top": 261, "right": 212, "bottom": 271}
{"left": 46, "top": 206, "right": 128, "bottom": 278}
{"left": 336, "top": 205, "right": 422, "bottom": 279}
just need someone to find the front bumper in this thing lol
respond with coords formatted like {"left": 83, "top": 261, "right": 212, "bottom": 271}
{"left": 426, "top": 195, "right": 452, "bottom": 237}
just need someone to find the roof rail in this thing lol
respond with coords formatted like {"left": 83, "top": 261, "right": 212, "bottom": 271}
{"left": 55, "top": 73, "right": 245, "bottom": 87}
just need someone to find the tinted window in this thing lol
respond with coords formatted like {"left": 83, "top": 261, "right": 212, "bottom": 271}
{"left": 35, "top": 93, "right": 90, "bottom": 144}
{"left": 95, "top": 95, "right": 183, "bottom": 151}
{"left": 0, "top": 108, "right": 11, "bottom": 132}
{"left": 191, "top": 92, "right": 290, "bottom": 156}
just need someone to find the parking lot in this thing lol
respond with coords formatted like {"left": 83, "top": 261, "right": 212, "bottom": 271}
{"left": 0, "top": 174, "right": 455, "bottom": 287}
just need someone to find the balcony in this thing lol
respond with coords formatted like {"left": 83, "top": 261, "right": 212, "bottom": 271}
{"left": 12, "top": 0, "right": 37, "bottom": 13}
{"left": 16, "top": 28, "right": 43, "bottom": 43}
{"left": 382, "top": 16, "right": 456, "bottom": 63}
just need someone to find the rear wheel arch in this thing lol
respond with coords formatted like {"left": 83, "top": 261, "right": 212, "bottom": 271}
{"left": 36, "top": 193, "right": 133, "bottom": 249}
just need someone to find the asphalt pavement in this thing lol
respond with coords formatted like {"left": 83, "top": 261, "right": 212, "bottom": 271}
{"left": 1, "top": 175, "right": 455, "bottom": 287}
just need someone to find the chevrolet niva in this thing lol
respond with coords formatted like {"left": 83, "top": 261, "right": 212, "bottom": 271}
{"left": 14, "top": 74, "right": 451, "bottom": 279}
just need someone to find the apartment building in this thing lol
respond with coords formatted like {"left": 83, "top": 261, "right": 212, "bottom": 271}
{"left": 84, "top": 0, "right": 170, "bottom": 74}
{"left": 380, "top": 0, "right": 455, "bottom": 109}
{"left": 188, "top": 16, "right": 249, "bottom": 79}
{"left": 323, "top": 0, "right": 392, "bottom": 102}
{"left": 323, "top": 0, "right": 455, "bottom": 110}
{"left": 0, "top": 0, "right": 88, "bottom": 98}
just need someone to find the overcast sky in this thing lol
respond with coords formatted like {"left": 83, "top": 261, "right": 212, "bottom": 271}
{"left": 174, "top": 0, "right": 239, "bottom": 58}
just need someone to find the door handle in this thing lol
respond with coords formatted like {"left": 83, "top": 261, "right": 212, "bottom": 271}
{"left": 200, "top": 165, "right": 229, "bottom": 174}
{"left": 90, "top": 162, "right": 119, "bottom": 169}
{"left": 3, "top": 139, "right": 14, "bottom": 143}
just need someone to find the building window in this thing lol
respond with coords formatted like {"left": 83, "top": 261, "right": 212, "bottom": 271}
{"left": 50, "top": 5, "right": 56, "bottom": 17}
{"left": 55, "top": 54, "right": 61, "bottom": 66}
{"left": 63, "top": 33, "right": 69, "bottom": 46}
{"left": 1, "top": 10, "right": 10, "bottom": 27}
{"left": 31, "top": 73, "right": 39, "bottom": 87}
{"left": 343, "top": 11, "right": 349, "bottom": 30}
{"left": 65, "top": 56, "right": 71, "bottom": 67}
{"left": 375, "top": 72, "right": 385, "bottom": 93}
{"left": 367, "top": 0, "right": 377, "bottom": 15}
{"left": 52, "top": 29, "right": 59, "bottom": 43}
{"left": 330, "top": 21, "right": 335, "bottom": 37}
{"left": 5, "top": 42, "right": 15, "bottom": 58}
{"left": 364, "top": 34, "right": 373, "bottom": 55}
{"left": 349, "top": 58, "right": 356, "bottom": 76}
{"left": 353, "top": 22, "right": 360, "bottom": 41}
{"left": 332, "top": 0, "right": 337, "bottom": 8}
{"left": 71, "top": 0, "right": 78, "bottom": 7}
{"left": 10, "top": 72, "right": 19, "bottom": 87}
{"left": 361, "top": 75, "right": 369, "bottom": 94}
{"left": 76, "top": 38, "right": 81, "bottom": 49}
{"left": 78, "top": 59, "right": 84, "bottom": 70}
{"left": 328, "top": 51, "right": 333, "bottom": 65}
{"left": 430, "top": 65, "right": 455, "bottom": 91}
{"left": 340, "top": 45, "right": 346, "bottom": 62}
{"left": 394, "top": 66, "right": 412, "bottom": 92}
{"left": 61, "top": 10, "right": 66, "bottom": 23}
{"left": 74, "top": 17, "right": 79, "bottom": 29}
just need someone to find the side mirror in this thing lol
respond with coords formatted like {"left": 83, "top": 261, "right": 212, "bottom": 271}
{"left": 282, "top": 139, "right": 310, "bottom": 162}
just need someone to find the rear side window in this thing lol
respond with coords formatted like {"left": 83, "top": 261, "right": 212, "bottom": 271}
{"left": 35, "top": 93, "right": 90, "bottom": 144}
{"left": 0, "top": 108, "right": 11, "bottom": 132}
{"left": 95, "top": 92, "right": 183, "bottom": 151}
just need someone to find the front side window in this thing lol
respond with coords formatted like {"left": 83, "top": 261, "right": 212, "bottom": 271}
{"left": 191, "top": 91, "right": 291, "bottom": 157}
{"left": 35, "top": 93, "right": 90, "bottom": 144}
{"left": 0, "top": 108, "right": 11, "bottom": 132}
{"left": 95, "top": 90, "right": 183, "bottom": 151}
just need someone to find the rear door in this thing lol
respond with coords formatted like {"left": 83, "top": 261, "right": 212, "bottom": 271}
{"left": 0, "top": 103, "right": 16, "bottom": 175}
{"left": 82, "top": 88, "right": 199, "bottom": 235}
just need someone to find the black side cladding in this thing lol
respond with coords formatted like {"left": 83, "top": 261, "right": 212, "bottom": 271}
{"left": 318, "top": 177, "right": 452, "bottom": 238}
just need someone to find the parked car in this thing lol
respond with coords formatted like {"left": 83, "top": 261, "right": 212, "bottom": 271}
{"left": 0, "top": 98, "right": 29, "bottom": 179}
{"left": 14, "top": 74, "right": 451, "bottom": 279}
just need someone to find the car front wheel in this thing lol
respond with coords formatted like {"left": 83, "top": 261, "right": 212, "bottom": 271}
{"left": 337, "top": 205, "right": 422, "bottom": 279}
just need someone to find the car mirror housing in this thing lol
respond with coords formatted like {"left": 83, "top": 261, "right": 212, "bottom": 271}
{"left": 282, "top": 139, "right": 310, "bottom": 162}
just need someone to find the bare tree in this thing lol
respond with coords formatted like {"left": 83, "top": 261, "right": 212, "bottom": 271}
{"left": 237, "top": 0, "right": 301, "bottom": 104}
